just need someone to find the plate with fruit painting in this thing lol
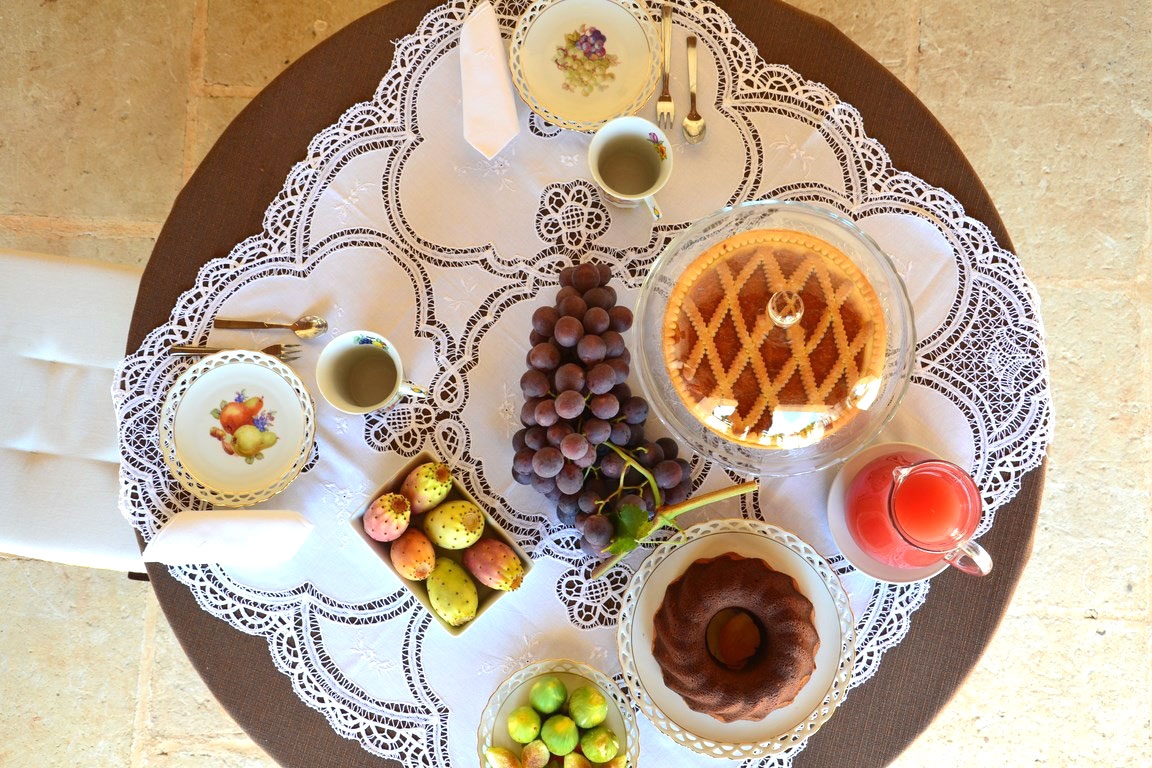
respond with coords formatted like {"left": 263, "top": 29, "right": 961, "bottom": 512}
{"left": 159, "top": 350, "right": 316, "bottom": 507}
{"left": 509, "top": 0, "right": 661, "bottom": 131}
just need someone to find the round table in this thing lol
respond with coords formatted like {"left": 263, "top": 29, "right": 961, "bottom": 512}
{"left": 127, "top": 1, "right": 1045, "bottom": 765}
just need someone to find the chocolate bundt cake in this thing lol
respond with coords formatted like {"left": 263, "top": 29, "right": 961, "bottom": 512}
{"left": 651, "top": 552, "right": 820, "bottom": 723}
{"left": 662, "top": 228, "right": 886, "bottom": 449}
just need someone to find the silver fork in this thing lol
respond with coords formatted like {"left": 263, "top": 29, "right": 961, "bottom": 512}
{"left": 655, "top": 3, "right": 674, "bottom": 129}
{"left": 170, "top": 343, "right": 302, "bottom": 363}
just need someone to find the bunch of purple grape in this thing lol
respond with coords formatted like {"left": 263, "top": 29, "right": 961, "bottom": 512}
{"left": 576, "top": 27, "right": 607, "bottom": 59}
{"left": 511, "top": 262, "right": 692, "bottom": 555}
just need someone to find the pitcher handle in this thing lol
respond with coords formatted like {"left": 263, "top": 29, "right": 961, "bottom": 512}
{"left": 944, "top": 539, "right": 993, "bottom": 577}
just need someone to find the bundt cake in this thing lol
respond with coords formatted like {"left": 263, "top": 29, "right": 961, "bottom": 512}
{"left": 651, "top": 552, "right": 820, "bottom": 723}
{"left": 662, "top": 228, "right": 886, "bottom": 449}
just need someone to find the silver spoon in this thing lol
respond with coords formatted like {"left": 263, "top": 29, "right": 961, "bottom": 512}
{"left": 214, "top": 315, "right": 329, "bottom": 339}
{"left": 682, "top": 36, "right": 706, "bottom": 144}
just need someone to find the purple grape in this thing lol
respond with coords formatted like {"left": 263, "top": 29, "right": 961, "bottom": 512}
{"left": 554, "top": 362, "right": 586, "bottom": 394}
{"left": 578, "top": 489, "right": 601, "bottom": 513}
{"left": 589, "top": 392, "right": 619, "bottom": 420}
{"left": 572, "top": 263, "right": 601, "bottom": 292}
{"left": 599, "top": 451, "right": 625, "bottom": 479}
{"left": 586, "top": 362, "right": 616, "bottom": 395}
{"left": 534, "top": 398, "right": 559, "bottom": 427}
{"left": 528, "top": 342, "right": 561, "bottom": 371}
{"left": 558, "top": 266, "right": 576, "bottom": 287}
{"left": 532, "top": 446, "right": 564, "bottom": 478}
{"left": 512, "top": 428, "right": 527, "bottom": 452}
{"left": 547, "top": 421, "right": 574, "bottom": 446}
{"left": 513, "top": 448, "right": 536, "bottom": 475}
{"left": 606, "top": 357, "right": 629, "bottom": 384}
{"left": 558, "top": 294, "right": 588, "bottom": 320}
{"left": 583, "top": 306, "right": 610, "bottom": 335}
{"left": 582, "top": 514, "right": 614, "bottom": 549}
{"left": 627, "top": 423, "right": 645, "bottom": 447}
{"left": 618, "top": 493, "right": 649, "bottom": 514}
{"left": 665, "top": 477, "right": 693, "bottom": 505}
{"left": 608, "top": 305, "right": 634, "bottom": 332}
{"left": 584, "top": 285, "right": 616, "bottom": 310}
{"left": 609, "top": 421, "right": 632, "bottom": 446}
{"left": 560, "top": 432, "right": 590, "bottom": 461}
{"left": 602, "top": 330, "right": 625, "bottom": 357}
{"left": 637, "top": 441, "right": 665, "bottom": 468}
{"left": 524, "top": 426, "right": 548, "bottom": 450}
{"left": 531, "top": 472, "right": 556, "bottom": 495}
{"left": 556, "top": 494, "right": 580, "bottom": 526}
{"left": 573, "top": 446, "right": 598, "bottom": 468}
{"left": 520, "top": 368, "right": 549, "bottom": 398}
{"left": 555, "top": 461, "right": 585, "bottom": 495}
{"left": 529, "top": 330, "right": 548, "bottom": 346}
{"left": 555, "top": 285, "right": 580, "bottom": 303}
{"left": 553, "top": 316, "right": 584, "bottom": 347}
{"left": 621, "top": 396, "right": 649, "bottom": 425}
{"left": 512, "top": 469, "right": 534, "bottom": 485}
{"left": 532, "top": 306, "right": 559, "bottom": 337}
{"left": 555, "top": 389, "right": 587, "bottom": 420}
{"left": 653, "top": 459, "right": 684, "bottom": 489}
{"left": 583, "top": 417, "right": 612, "bottom": 445}
{"left": 611, "top": 382, "right": 632, "bottom": 401}
{"left": 577, "top": 334, "right": 607, "bottom": 365}
{"left": 595, "top": 263, "right": 613, "bottom": 285}
{"left": 520, "top": 398, "right": 541, "bottom": 427}
{"left": 656, "top": 437, "right": 679, "bottom": 461}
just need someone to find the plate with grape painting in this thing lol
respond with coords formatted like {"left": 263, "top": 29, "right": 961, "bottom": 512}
{"left": 159, "top": 350, "right": 315, "bottom": 507}
{"left": 509, "top": 0, "right": 661, "bottom": 131}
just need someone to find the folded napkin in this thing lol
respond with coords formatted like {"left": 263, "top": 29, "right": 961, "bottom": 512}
{"left": 142, "top": 509, "right": 314, "bottom": 566}
{"left": 460, "top": 0, "right": 520, "bottom": 159}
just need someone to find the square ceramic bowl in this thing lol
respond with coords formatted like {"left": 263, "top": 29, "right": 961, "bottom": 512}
{"left": 351, "top": 451, "right": 532, "bottom": 636}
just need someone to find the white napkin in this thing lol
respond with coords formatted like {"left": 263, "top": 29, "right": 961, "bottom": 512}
{"left": 460, "top": 0, "right": 520, "bottom": 159}
{"left": 142, "top": 509, "right": 314, "bottom": 566}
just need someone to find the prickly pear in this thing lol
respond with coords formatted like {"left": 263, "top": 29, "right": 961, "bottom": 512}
{"left": 426, "top": 558, "right": 478, "bottom": 626}
{"left": 400, "top": 461, "right": 454, "bottom": 514}
{"left": 363, "top": 493, "right": 411, "bottom": 543}
{"left": 561, "top": 753, "right": 591, "bottom": 768}
{"left": 424, "top": 500, "right": 485, "bottom": 550}
{"left": 483, "top": 746, "right": 521, "bottom": 768}
{"left": 463, "top": 538, "right": 524, "bottom": 591}
{"left": 389, "top": 528, "right": 436, "bottom": 580}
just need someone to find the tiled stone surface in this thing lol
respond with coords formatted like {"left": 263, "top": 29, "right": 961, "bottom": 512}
{"left": 2, "top": 0, "right": 1148, "bottom": 766}
{"left": 0, "top": 560, "right": 149, "bottom": 767}
{"left": 204, "top": 1, "right": 388, "bottom": 89}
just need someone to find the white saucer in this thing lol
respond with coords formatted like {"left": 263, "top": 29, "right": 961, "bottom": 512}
{"left": 616, "top": 519, "right": 855, "bottom": 759}
{"left": 826, "top": 442, "right": 948, "bottom": 583}
{"left": 159, "top": 350, "right": 315, "bottom": 507}
{"left": 509, "top": 0, "right": 661, "bottom": 131}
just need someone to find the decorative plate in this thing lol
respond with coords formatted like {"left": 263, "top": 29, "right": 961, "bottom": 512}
{"left": 477, "top": 659, "right": 640, "bottom": 766}
{"left": 616, "top": 518, "right": 855, "bottom": 759}
{"left": 159, "top": 350, "right": 316, "bottom": 507}
{"left": 826, "top": 441, "right": 949, "bottom": 583}
{"left": 509, "top": 0, "right": 661, "bottom": 131}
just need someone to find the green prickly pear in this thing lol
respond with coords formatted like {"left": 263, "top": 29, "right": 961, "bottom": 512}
{"left": 520, "top": 739, "right": 550, "bottom": 768}
{"left": 463, "top": 538, "right": 525, "bottom": 591}
{"left": 424, "top": 500, "right": 485, "bottom": 549}
{"left": 400, "top": 461, "right": 453, "bottom": 514}
{"left": 363, "top": 493, "right": 411, "bottom": 543}
{"left": 426, "top": 558, "right": 477, "bottom": 626}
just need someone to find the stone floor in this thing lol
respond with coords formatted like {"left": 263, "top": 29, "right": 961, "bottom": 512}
{"left": 1, "top": 0, "right": 1148, "bottom": 765}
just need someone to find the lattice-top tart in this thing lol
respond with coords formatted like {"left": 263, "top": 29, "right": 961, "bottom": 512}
{"left": 662, "top": 229, "right": 887, "bottom": 449}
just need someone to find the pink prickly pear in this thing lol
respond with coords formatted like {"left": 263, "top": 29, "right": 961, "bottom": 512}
{"left": 462, "top": 538, "right": 525, "bottom": 591}
{"left": 389, "top": 528, "right": 436, "bottom": 580}
{"left": 400, "top": 462, "right": 454, "bottom": 514}
{"left": 363, "top": 493, "right": 411, "bottom": 543}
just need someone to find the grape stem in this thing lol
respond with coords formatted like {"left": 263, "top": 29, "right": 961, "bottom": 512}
{"left": 588, "top": 471, "right": 759, "bottom": 580}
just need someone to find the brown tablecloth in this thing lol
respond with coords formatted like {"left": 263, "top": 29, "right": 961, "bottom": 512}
{"left": 128, "top": 1, "right": 1044, "bottom": 765}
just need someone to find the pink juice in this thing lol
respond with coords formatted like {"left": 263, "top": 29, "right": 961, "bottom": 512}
{"left": 845, "top": 450, "right": 981, "bottom": 569}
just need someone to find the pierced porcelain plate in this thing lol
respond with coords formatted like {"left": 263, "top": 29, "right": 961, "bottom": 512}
{"left": 509, "top": 0, "right": 661, "bottom": 131}
{"left": 616, "top": 518, "right": 855, "bottom": 759}
{"left": 159, "top": 350, "right": 315, "bottom": 507}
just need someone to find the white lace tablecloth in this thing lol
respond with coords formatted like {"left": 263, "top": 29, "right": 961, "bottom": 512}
{"left": 113, "top": 1, "right": 1052, "bottom": 765}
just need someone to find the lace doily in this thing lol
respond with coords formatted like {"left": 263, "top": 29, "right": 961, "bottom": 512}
{"left": 112, "top": 1, "right": 1052, "bottom": 765}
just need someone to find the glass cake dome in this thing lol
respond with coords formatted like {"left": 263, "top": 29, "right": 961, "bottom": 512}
{"left": 635, "top": 200, "right": 915, "bottom": 477}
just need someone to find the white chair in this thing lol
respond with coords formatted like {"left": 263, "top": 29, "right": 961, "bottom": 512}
{"left": 0, "top": 249, "right": 146, "bottom": 574}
